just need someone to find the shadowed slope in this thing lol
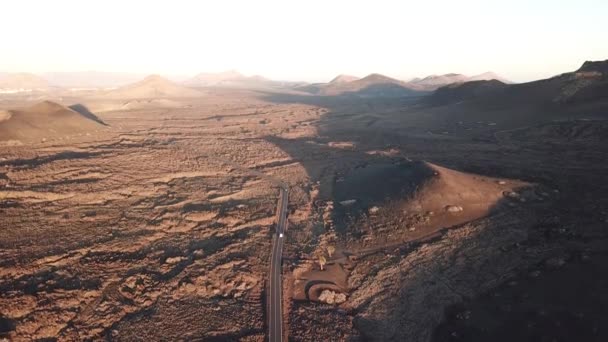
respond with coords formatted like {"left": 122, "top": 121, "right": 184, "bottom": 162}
{"left": 68, "top": 104, "right": 108, "bottom": 126}
{"left": 296, "top": 73, "right": 426, "bottom": 97}
{"left": 410, "top": 72, "right": 511, "bottom": 91}
{"left": 428, "top": 59, "right": 608, "bottom": 106}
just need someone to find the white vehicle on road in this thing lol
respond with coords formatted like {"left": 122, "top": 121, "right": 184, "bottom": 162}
{"left": 279, "top": 233, "right": 284, "bottom": 238}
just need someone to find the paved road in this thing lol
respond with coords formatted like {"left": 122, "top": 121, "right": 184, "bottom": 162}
{"left": 269, "top": 186, "right": 288, "bottom": 342}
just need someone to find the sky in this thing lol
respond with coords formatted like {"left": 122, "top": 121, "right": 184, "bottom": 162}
{"left": 1, "top": 0, "right": 607, "bottom": 83}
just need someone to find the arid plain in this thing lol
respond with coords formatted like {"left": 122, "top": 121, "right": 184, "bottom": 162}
{"left": 1, "top": 62, "right": 608, "bottom": 341}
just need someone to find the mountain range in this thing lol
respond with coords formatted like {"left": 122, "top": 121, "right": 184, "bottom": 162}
{"left": 428, "top": 60, "right": 608, "bottom": 106}
{"left": 295, "top": 71, "right": 510, "bottom": 97}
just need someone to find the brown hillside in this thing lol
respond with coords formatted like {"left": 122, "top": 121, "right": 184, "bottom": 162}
{"left": 0, "top": 101, "right": 106, "bottom": 143}
{"left": 103, "top": 75, "right": 202, "bottom": 99}
{"left": 333, "top": 160, "right": 529, "bottom": 244}
{"left": 404, "top": 162, "right": 529, "bottom": 228}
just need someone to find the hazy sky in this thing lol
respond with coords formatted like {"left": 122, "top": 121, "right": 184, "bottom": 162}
{"left": 1, "top": 0, "right": 607, "bottom": 82}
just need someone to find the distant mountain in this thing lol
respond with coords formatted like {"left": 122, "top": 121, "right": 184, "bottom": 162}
{"left": 409, "top": 72, "right": 510, "bottom": 91}
{"left": 427, "top": 60, "right": 608, "bottom": 106}
{"left": 468, "top": 72, "right": 511, "bottom": 83}
{"left": 410, "top": 73, "right": 469, "bottom": 89}
{"left": 184, "top": 70, "right": 275, "bottom": 89}
{"left": 41, "top": 71, "right": 147, "bottom": 88}
{"left": 185, "top": 70, "right": 245, "bottom": 86}
{"left": 0, "top": 73, "right": 53, "bottom": 92}
{"left": 329, "top": 74, "right": 360, "bottom": 84}
{"left": 0, "top": 101, "right": 106, "bottom": 143}
{"left": 102, "top": 75, "right": 202, "bottom": 99}
{"left": 297, "top": 73, "right": 426, "bottom": 97}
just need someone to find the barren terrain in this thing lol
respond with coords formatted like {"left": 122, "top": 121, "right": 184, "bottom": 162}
{"left": 1, "top": 62, "right": 608, "bottom": 341}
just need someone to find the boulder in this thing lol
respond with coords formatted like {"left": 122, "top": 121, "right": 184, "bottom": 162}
{"left": 445, "top": 205, "right": 464, "bottom": 213}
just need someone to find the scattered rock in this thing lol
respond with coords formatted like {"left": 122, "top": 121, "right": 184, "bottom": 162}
{"left": 339, "top": 199, "right": 357, "bottom": 206}
{"left": 445, "top": 205, "right": 464, "bottom": 213}
{"left": 165, "top": 256, "right": 185, "bottom": 264}
{"left": 318, "top": 290, "right": 347, "bottom": 305}
{"left": 545, "top": 256, "right": 567, "bottom": 269}
{"left": 319, "top": 290, "right": 335, "bottom": 304}
{"left": 456, "top": 310, "right": 471, "bottom": 320}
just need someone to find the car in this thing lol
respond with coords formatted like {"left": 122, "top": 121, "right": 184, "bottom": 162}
{"left": 279, "top": 233, "right": 284, "bottom": 238}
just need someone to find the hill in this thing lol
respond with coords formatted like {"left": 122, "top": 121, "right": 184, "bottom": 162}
{"left": 325, "top": 73, "right": 425, "bottom": 96}
{"left": 428, "top": 79, "right": 509, "bottom": 105}
{"left": 329, "top": 74, "right": 360, "bottom": 84}
{"left": 403, "top": 162, "right": 528, "bottom": 226}
{"left": 409, "top": 72, "right": 510, "bottom": 91}
{"left": 0, "top": 101, "right": 106, "bottom": 143}
{"left": 468, "top": 71, "right": 511, "bottom": 83}
{"left": 409, "top": 73, "right": 469, "bottom": 89}
{"left": 297, "top": 73, "right": 425, "bottom": 97}
{"left": 333, "top": 159, "right": 529, "bottom": 245}
{"left": 0, "top": 73, "right": 52, "bottom": 92}
{"left": 102, "top": 75, "right": 202, "bottom": 99}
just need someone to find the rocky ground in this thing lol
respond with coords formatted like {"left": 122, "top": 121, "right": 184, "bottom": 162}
{"left": 278, "top": 96, "right": 608, "bottom": 342}
{"left": 0, "top": 92, "right": 318, "bottom": 341}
